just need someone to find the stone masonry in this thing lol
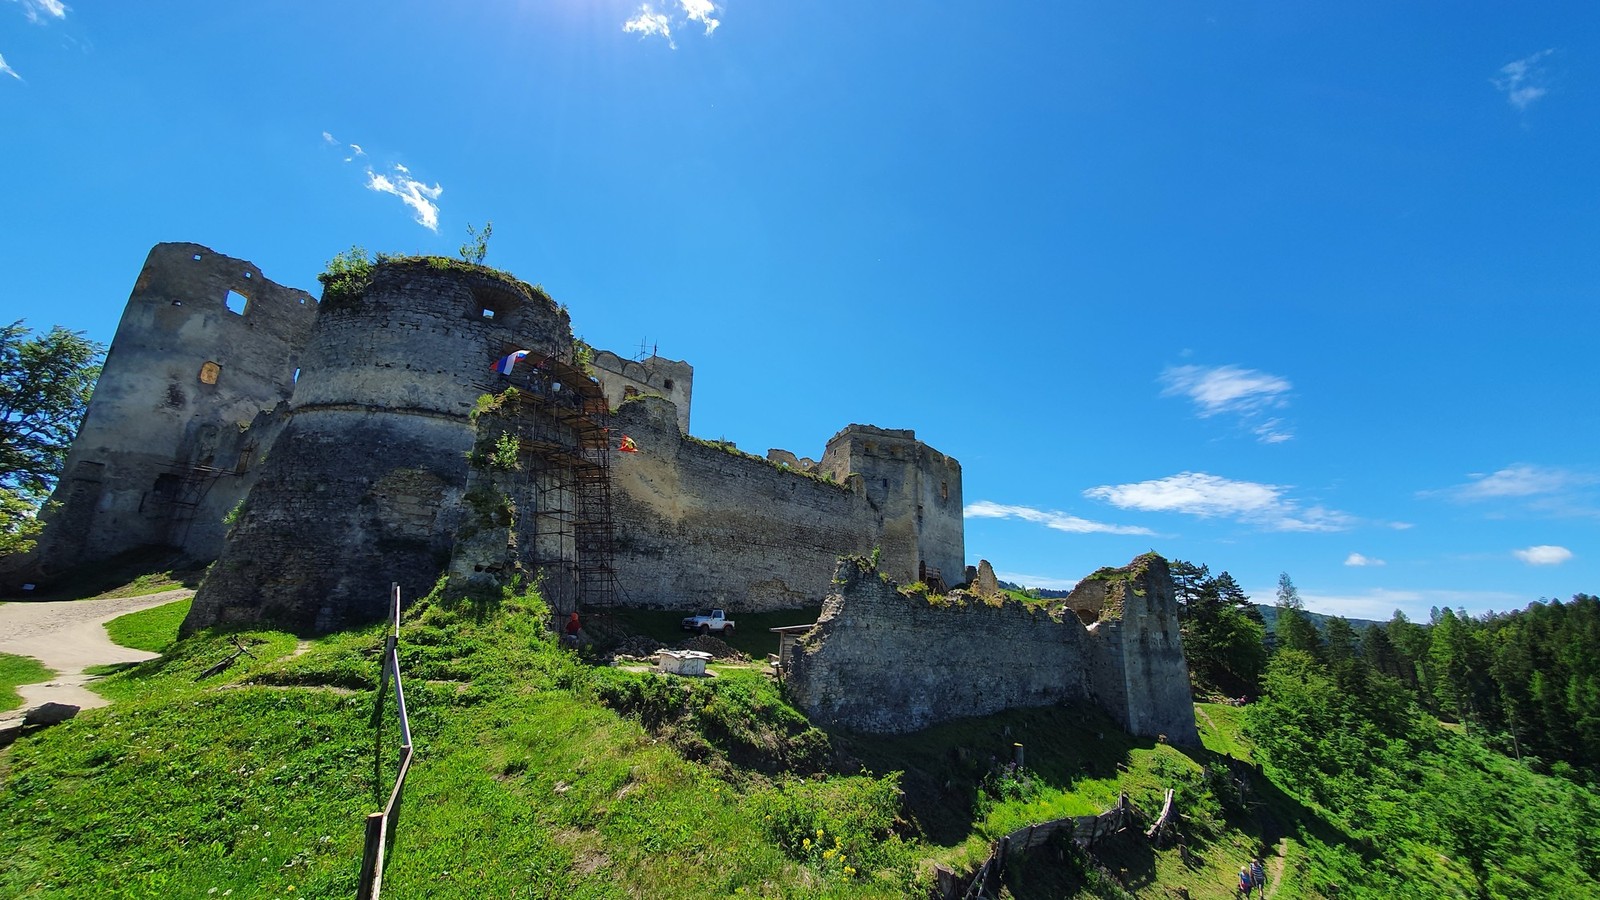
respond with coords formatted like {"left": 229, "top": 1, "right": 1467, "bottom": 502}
{"left": 784, "top": 553, "right": 1201, "bottom": 745}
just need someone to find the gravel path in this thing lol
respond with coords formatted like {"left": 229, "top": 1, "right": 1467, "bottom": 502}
{"left": 0, "top": 589, "right": 194, "bottom": 722}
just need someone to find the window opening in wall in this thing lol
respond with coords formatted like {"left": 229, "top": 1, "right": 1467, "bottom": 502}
{"left": 171, "top": 300, "right": 183, "bottom": 307}
{"left": 664, "top": 379, "right": 674, "bottom": 390}
{"left": 199, "top": 361, "right": 221, "bottom": 385}
{"left": 292, "top": 368, "right": 301, "bottom": 383}
{"left": 192, "top": 254, "right": 203, "bottom": 261}
{"left": 481, "top": 308, "right": 495, "bottom": 318}
{"left": 243, "top": 272, "right": 252, "bottom": 279}
{"left": 882, "top": 478, "right": 889, "bottom": 489}
{"left": 225, "top": 290, "right": 249, "bottom": 315}
{"left": 941, "top": 481, "right": 949, "bottom": 500}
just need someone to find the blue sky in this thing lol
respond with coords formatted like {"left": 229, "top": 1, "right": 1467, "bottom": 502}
{"left": 4, "top": 1, "right": 1596, "bottom": 622}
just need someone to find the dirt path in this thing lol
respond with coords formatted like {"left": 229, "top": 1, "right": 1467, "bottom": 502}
{"left": 0, "top": 589, "right": 194, "bottom": 721}
{"left": 1264, "top": 837, "right": 1288, "bottom": 900}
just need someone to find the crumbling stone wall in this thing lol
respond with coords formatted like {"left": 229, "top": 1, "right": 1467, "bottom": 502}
{"left": 785, "top": 554, "right": 1200, "bottom": 745}
{"left": 185, "top": 260, "right": 574, "bottom": 634}
{"left": 818, "top": 425, "right": 964, "bottom": 587}
{"left": 35, "top": 243, "right": 316, "bottom": 574}
{"left": 591, "top": 349, "right": 693, "bottom": 433}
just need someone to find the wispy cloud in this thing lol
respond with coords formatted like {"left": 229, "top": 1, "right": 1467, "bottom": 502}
{"left": 1085, "top": 471, "right": 1353, "bottom": 532}
{"left": 324, "top": 132, "right": 442, "bottom": 231}
{"left": 1495, "top": 49, "right": 1555, "bottom": 110}
{"left": 1514, "top": 545, "right": 1572, "bottom": 566}
{"left": 624, "top": 0, "right": 721, "bottom": 48}
{"left": 1344, "top": 552, "right": 1385, "bottom": 567}
{"left": 624, "top": 5, "right": 675, "bottom": 48}
{"left": 8, "top": 0, "right": 67, "bottom": 24}
{"left": 0, "top": 51, "right": 17, "bottom": 80}
{"left": 964, "top": 500, "right": 1154, "bottom": 536}
{"left": 1430, "top": 463, "right": 1594, "bottom": 502}
{"left": 1160, "top": 364, "right": 1293, "bottom": 443}
{"left": 367, "top": 164, "right": 443, "bottom": 231}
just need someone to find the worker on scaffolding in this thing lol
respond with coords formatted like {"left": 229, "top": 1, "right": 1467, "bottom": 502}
{"left": 565, "top": 610, "right": 582, "bottom": 647}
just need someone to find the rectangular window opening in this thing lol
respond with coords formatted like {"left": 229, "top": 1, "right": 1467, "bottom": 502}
{"left": 481, "top": 308, "right": 495, "bottom": 319}
{"left": 225, "top": 289, "right": 249, "bottom": 316}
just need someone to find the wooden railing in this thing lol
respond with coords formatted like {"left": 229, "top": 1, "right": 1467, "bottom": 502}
{"left": 357, "top": 584, "right": 415, "bottom": 900}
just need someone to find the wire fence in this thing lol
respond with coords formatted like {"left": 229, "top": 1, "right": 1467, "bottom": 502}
{"left": 357, "top": 583, "right": 415, "bottom": 900}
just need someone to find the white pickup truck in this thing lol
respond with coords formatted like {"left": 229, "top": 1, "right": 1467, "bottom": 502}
{"left": 681, "top": 608, "right": 735, "bottom": 636}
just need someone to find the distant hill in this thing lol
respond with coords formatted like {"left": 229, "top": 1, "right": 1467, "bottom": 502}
{"left": 1254, "top": 603, "right": 1386, "bottom": 636}
{"left": 996, "top": 579, "right": 1073, "bottom": 600}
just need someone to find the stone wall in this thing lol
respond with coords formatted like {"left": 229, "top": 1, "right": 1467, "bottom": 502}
{"left": 784, "top": 554, "right": 1201, "bottom": 745}
{"left": 591, "top": 349, "right": 693, "bottom": 434}
{"left": 785, "top": 557, "right": 1093, "bottom": 733}
{"left": 184, "top": 259, "right": 574, "bottom": 634}
{"left": 610, "top": 396, "right": 880, "bottom": 611}
{"left": 35, "top": 243, "right": 316, "bottom": 575}
{"left": 818, "top": 426, "right": 964, "bottom": 587}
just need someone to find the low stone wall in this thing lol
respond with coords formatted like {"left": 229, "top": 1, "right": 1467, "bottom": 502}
{"left": 785, "top": 558, "right": 1092, "bottom": 733}
{"left": 784, "top": 554, "right": 1201, "bottom": 746}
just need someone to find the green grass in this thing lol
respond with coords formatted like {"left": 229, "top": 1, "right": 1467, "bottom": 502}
{"left": 0, "top": 653, "right": 54, "bottom": 713}
{"left": 103, "top": 598, "right": 192, "bottom": 653}
{"left": 6, "top": 570, "right": 1596, "bottom": 898}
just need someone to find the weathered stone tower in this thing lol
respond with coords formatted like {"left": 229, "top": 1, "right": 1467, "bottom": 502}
{"left": 35, "top": 243, "right": 316, "bottom": 575}
{"left": 184, "top": 259, "right": 573, "bottom": 633}
{"left": 817, "top": 425, "right": 964, "bottom": 589}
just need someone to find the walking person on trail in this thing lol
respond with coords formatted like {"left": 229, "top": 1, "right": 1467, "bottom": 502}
{"left": 1238, "top": 865, "right": 1253, "bottom": 897}
{"left": 1251, "top": 856, "right": 1267, "bottom": 898}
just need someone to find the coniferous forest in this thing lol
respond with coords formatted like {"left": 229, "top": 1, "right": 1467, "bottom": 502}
{"left": 1176, "top": 561, "right": 1600, "bottom": 896}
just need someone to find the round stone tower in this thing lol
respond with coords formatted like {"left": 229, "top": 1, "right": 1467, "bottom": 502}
{"left": 184, "top": 258, "right": 573, "bottom": 634}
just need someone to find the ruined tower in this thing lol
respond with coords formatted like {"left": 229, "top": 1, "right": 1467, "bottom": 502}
{"left": 184, "top": 259, "right": 574, "bottom": 633}
{"left": 35, "top": 243, "right": 317, "bottom": 575}
{"left": 817, "top": 425, "right": 964, "bottom": 589}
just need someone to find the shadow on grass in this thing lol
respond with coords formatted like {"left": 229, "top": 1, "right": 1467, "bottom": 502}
{"left": 836, "top": 703, "right": 1155, "bottom": 847}
{"left": 12, "top": 545, "right": 209, "bottom": 602}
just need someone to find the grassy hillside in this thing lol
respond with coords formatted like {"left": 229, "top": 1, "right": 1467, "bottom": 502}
{"left": 2, "top": 577, "right": 1595, "bottom": 898}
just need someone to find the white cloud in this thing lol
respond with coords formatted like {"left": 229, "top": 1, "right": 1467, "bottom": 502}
{"left": 1494, "top": 49, "right": 1555, "bottom": 110}
{"left": 1160, "top": 364, "right": 1293, "bottom": 444}
{"left": 0, "top": 51, "right": 17, "bottom": 80}
{"left": 995, "top": 571, "right": 1080, "bottom": 592}
{"left": 366, "top": 165, "right": 443, "bottom": 231}
{"left": 9, "top": 0, "right": 67, "bottom": 24}
{"left": 1514, "top": 545, "right": 1572, "bottom": 566}
{"left": 1344, "top": 553, "right": 1385, "bottom": 567}
{"left": 322, "top": 131, "right": 338, "bottom": 145}
{"left": 624, "top": 5, "right": 675, "bottom": 48}
{"left": 1085, "top": 471, "right": 1354, "bottom": 533}
{"left": 964, "top": 500, "right": 1154, "bottom": 536}
{"left": 1430, "top": 463, "right": 1596, "bottom": 502}
{"left": 349, "top": 143, "right": 366, "bottom": 157}
{"left": 680, "top": 0, "right": 720, "bottom": 35}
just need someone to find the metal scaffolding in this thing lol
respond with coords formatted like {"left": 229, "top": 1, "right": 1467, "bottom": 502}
{"left": 488, "top": 356, "right": 618, "bottom": 612}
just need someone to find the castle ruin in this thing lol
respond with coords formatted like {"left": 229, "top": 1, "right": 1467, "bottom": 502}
{"left": 31, "top": 242, "right": 1199, "bottom": 743}
{"left": 34, "top": 243, "right": 964, "bottom": 633}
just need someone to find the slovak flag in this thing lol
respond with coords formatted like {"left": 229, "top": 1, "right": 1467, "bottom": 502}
{"left": 618, "top": 435, "right": 639, "bottom": 453}
{"left": 491, "top": 350, "right": 531, "bottom": 375}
